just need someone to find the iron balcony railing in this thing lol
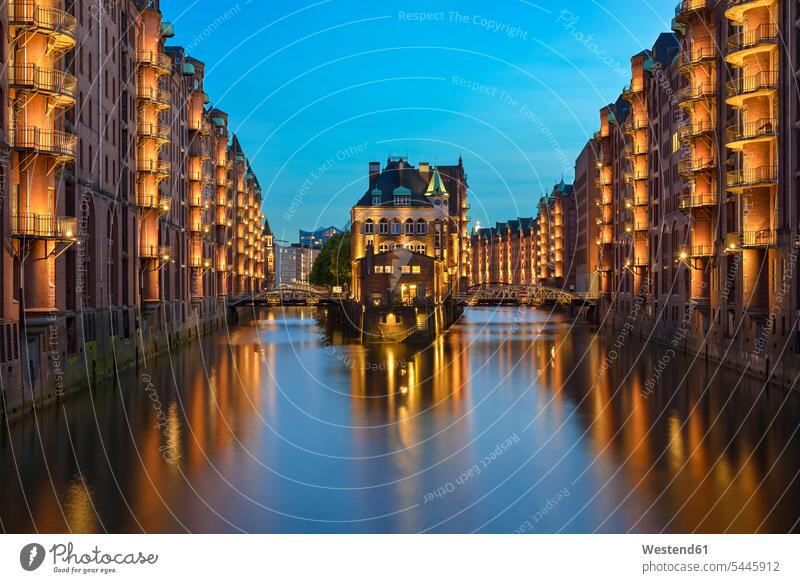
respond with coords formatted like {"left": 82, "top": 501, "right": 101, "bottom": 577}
{"left": 727, "top": 23, "right": 779, "bottom": 54}
{"left": 677, "top": 157, "right": 715, "bottom": 175}
{"left": 137, "top": 193, "right": 171, "bottom": 211}
{"left": 677, "top": 119, "right": 715, "bottom": 141}
{"left": 679, "top": 192, "right": 717, "bottom": 209}
{"left": 727, "top": 165, "right": 778, "bottom": 188}
{"left": 138, "top": 159, "right": 171, "bottom": 176}
{"left": 137, "top": 84, "right": 172, "bottom": 107}
{"left": 624, "top": 170, "right": 649, "bottom": 183}
{"left": 622, "top": 82, "right": 645, "bottom": 101}
{"left": 9, "top": 1, "right": 77, "bottom": 48}
{"left": 9, "top": 63, "right": 77, "bottom": 102}
{"left": 136, "top": 50, "right": 172, "bottom": 72}
{"left": 726, "top": 118, "right": 777, "bottom": 144}
{"left": 727, "top": 71, "right": 778, "bottom": 98}
{"left": 139, "top": 244, "right": 171, "bottom": 260}
{"left": 676, "top": 82, "right": 715, "bottom": 103}
{"left": 741, "top": 230, "right": 777, "bottom": 247}
{"left": 10, "top": 126, "right": 77, "bottom": 159}
{"left": 675, "top": 0, "right": 708, "bottom": 19}
{"left": 678, "top": 43, "right": 717, "bottom": 69}
{"left": 624, "top": 118, "right": 648, "bottom": 134}
{"left": 137, "top": 122, "right": 171, "bottom": 141}
{"left": 677, "top": 244, "right": 715, "bottom": 258}
{"left": 11, "top": 213, "right": 77, "bottom": 240}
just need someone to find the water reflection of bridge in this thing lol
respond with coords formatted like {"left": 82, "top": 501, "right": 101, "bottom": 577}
{"left": 457, "top": 283, "right": 598, "bottom": 307}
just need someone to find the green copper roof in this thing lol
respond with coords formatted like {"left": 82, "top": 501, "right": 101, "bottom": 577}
{"left": 393, "top": 186, "right": 411, "bottom": 196}
{"left": 182, "top": 62, "right": 195, "bottom": 76}
{"left": 425, "top": 167, "right": 449, "bottom": 196}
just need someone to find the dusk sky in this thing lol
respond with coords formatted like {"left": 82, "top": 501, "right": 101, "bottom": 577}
{"left": 163, "top": 0, "right": 672, "bottom": 243}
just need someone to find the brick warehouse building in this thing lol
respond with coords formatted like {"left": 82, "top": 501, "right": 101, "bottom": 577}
{"left": 470, "top": 180, "right": 578, "bottom": 292}
{"left": 0, "top": 0, "right": 274, "bottom": 417}
{"left": 588, "top": 0, "right": 800, "bottom": 383}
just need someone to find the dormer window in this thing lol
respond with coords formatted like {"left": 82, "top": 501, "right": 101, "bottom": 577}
{"left": 371, "top": 188, "right": 382, "bottom": 206}
{"left": 393, "top": 186, "right": 411, "bottom": 206}
{"left": 372, "top": 195, "right": 381, "bottom": 205}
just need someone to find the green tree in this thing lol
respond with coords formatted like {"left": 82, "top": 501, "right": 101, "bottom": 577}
{"left": 309, "top": 231, "right": 351, "bottom": 289}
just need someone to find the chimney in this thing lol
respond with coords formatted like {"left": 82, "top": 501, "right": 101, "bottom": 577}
{"left": 369, "top": 162, "right": 380, "bottom": 188}
{"left": 419, "top": 162, "right": 430, "bottom": 182}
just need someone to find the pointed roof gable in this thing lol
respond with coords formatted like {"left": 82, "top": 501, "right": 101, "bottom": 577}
{"left": 425, "top": 167, "right": 449, "bottom": 196}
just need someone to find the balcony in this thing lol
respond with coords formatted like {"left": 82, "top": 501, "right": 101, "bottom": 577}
{"left": 9, "top": 1, "right": 77, "bottom": 51}
{"left": 10, "top": 126, "right": 76, "bottom": 161}
{"left": 679, "top": 192, "right": 717, "bottom": 209}
{"left": 139, "top": 244, "right": 171, "bottom": 261}
{"left": 678, "top": 42, "right": 717, "bottom": 71}
{"left": 726, "top": 23, "right": 778, "bottom": 66}
{"left": 677, "top": 119, "right": 715, "bottom": 142}
{"left": 137, "top": 50, "right": 172, "bottom": 75}
{"left": 624, "top": 118, "right": 648, "bottom": 135}
{"left": 137, "top": 84, "right": 172, "bottom": 109}
{"left": 9, "top": 63, "right": 77, "bottom": 106}
{"left": 138, "top": 159, "right": 171, "bottom": 179}
{"left": 676, "top": 82, "right": 715, "bottom": 105}
{"left": 11, "top": 213, "right": 77, "bottom": 240}
{"left": 726, "top": 118, "right": 777, "bottom": 150}
{"left": 137, "top": 193, "right": 171, "bottom": 212}
{"left": 677, "top": 157, "right": 715, "bottom": 177}
{"left": 740, "top": 229, "right": 776, "bottom": 248}
{"left": 622, "top": 82, "right": 645, "bottom": 102}
{"left": 625, "top": 144, "right": 648, "bottom": 158}
{"left": 676, "top": 244, "right": 715, "bottom": 259}
{"left": 675, "top": 0, "right": 708, "bottom": 22}
{"left": 726, "top": 71, "right": 778, "bottom": 107}
{"left": 624, "top": 170, "right": 648, "bottom": 184}
{"left": 727, "top": 165, "right": 777, "bottom": 190}
{"left": 137, "top": 122, "right": 171, "bottom": 143}
{"left": 725, "top": 0, "right": 775, "bottom": 24}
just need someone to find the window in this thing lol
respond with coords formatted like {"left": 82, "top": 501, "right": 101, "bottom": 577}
{"left": 405, "top": 219, "right": 414, "bottom": 235}
{"left": 394, "top": 196, "right": 411, "bottom": 206}
{"left": 412, "top": 266, "right": 421, "bottom": 274}
{"left": 379, "top": 218, "right": 388, "bottom": 234}
{"left": 416, "top": 219, "right": 426, "bottom": 235}
{"left": 378, "top": 243, "right": 389, "bottom": 252}
{"left": 374, "top": 266, "right": 385, "bottom": 274}
{"left": 391, "top": 220, "right": 401, "bottom": 235}
{"left": 372, "top": 196, "right": 381, "bottom": 205}
{"left": 417, "top": 244, "right": 426, "bottom": 254}
{"left": 363, "top": 219, "right": 374, "bottom": 234}
{"left": 401, "top": 265, "right": 411, "bottom": 274}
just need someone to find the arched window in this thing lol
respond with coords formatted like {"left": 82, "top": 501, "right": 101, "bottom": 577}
{"left": 379, "top": 218, "right": 388, "bottom": 234}
{"left": 378, "top": 243, "right": 389, "bottom": 253}
{"left": 391, "top": 219, "right": 401, "bottom": 235}
{"left": 364, "top": 218, "right": 374, "bottom": 234}
{"left": 416, "top": 219, "right": 426, "bottom": 235}
{"left": 404, "top": 219, "right": 414, "bottom": 235}
{"left": 417, "top": 244, "right": 427, "bottom": 254}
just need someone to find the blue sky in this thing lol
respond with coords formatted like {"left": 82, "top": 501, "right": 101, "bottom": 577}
{"left": 163, "top": 0, "right": 674, "bottom": 243}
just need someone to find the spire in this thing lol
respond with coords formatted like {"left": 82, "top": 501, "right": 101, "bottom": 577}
{"left": 425, "top": 166, "right": 449, "bottom": 196}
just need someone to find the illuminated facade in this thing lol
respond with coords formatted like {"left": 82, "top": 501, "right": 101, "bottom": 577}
{"left": 0, "top": 0, "right": 274, "bottom": 418}
{"left": 588, "top": 0, "right": 800, "bottom": 380}
{"left": 470, "top": 181, "right": 577, "bottom": 291}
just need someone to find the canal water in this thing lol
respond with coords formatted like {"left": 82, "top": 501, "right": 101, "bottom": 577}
{"left": 2, "top": 307, "right": 799, "bottom": 533}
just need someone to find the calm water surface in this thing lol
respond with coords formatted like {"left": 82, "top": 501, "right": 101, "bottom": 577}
{"left": 2, "top": 307, "right": 799, "bottom": 533}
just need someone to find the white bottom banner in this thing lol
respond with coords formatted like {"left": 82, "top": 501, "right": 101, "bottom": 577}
{"left": 0, "top": 535, "right": 796, "bottom": 582}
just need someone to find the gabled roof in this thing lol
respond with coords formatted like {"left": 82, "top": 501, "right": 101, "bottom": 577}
{"left": 425, "top": 167, "right": 449, "bottom": 196}
{"left": 355, "top": 157, "right": 462, "bottom": 208}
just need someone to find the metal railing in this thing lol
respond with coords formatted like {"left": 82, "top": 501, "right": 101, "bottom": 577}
{"left": 677, "top": 119, "right": 715, "bottom": 141}
{"left": 676, "top": 82, "right": 715, "bottom": 102}
{"left": 137, "top": 159, "right": 171, "bottom": 175}
{"left": 728, "top": 23, "right": 779, "bottom": 53}
{"left": 11, "top": 213, "right": 77, "bottom": 239}
{"left": 137, "top": 122, "right": 171, "bottom": 141}
{"left": 675, "top": 0, "right": 707, "bottom": 18}
{"left": 678, "top": 157, "right": 715, "bottom": 175}
{"left": 741, "top": 230, "right": 776, "bottom": 247}
{"left": 136, "top": 50, "right": 172, "bottom": 72}
{"left": 9, "top": 63, "right": 77, "bottom": 101}
{"left": 137, "top": 194, "right": 171, "bottom": 211}
{"left": 679, "top": 193, "right": 717, "bottom": 208}
{"left": 139, "top": 244, "right": 171, "bottom": 260}
{"left": 137, "top": 84, "right": 172, "bottom": 106}
{"left": 9, "top": 1, "right": 77, "bottom": 44}
{"left": 10, "top": 127, "right": 77, "bottom": 158}
{"left": 727, "top": 71, "right": 778, "bottom": 97}
{"left": 726, "top": 118, "right": 777, "bottom": 143}
{"left": 677, "top": 244, "right": 715, "bottom": 258}
{"left": 727, "top": 165, "right": 777, "bottom": 188}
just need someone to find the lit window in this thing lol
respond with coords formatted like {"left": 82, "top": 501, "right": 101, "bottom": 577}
{"left": 417, "top": 244, "right": 426, "bottom": 254}
{"left": 412, "top": 266, "right": 421, "bottom": 274}
{"left": 391, "top": 220, "right": 401, "bottom": 235}
{"left": 405, "top": 220, "right": 414, "bottom": 235}
{"left": 364, "top": 219, "right": 374, "bottom": 234}
{"left": 401, "top": 266, "right": 411, "bottom": 274}
{"left": 379, "top": 219, "right": 388, "bottom": 234}
{"left": 416, "top": 220, "right": 426, "bottom": 235}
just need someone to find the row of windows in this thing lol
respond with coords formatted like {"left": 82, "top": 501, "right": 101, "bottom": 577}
{"left": 375, "top": 265, "right": 423, "bottom": 274}
{"left": 363, "top": 218, "right": 442, "bottom": 235}
{"left": 374, "top": 243, "right": 428, "bottom": 253}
